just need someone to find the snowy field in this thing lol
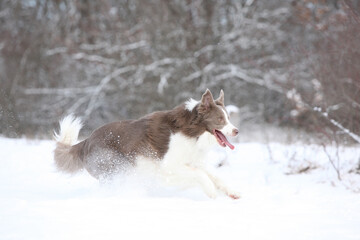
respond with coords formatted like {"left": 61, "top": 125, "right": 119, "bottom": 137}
{"left": 1, "top": 137, "right": 360, "bottom": 240}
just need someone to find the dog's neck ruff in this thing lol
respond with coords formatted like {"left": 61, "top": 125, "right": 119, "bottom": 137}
{"left": 185, "top": 98, "right": 199, "bottom": 112}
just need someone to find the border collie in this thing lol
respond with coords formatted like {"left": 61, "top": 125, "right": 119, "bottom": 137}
{"left": 54, "top": 89, "right": 240, "bottom": 199}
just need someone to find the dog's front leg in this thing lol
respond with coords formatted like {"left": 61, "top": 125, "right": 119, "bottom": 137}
{"left": 183, "top": 166, "right": 220, "bottom": 199}
{"left": 204, "top": 171, "right": 241, "bottom": 199}
{"left": 163, "top": 165, "right": 218, "bottom": 199}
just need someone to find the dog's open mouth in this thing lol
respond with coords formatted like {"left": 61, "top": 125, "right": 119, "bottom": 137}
{"left": 212, "top": 129, "right": 235, "bottom": 150}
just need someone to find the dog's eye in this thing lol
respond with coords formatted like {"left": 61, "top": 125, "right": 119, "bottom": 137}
{"left": 218, "top": 117, "right": 224, "bottom": 123}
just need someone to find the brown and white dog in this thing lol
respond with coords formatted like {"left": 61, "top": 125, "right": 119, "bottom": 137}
{"left": 54, "top": 89, "right": 240, "bottom": 199}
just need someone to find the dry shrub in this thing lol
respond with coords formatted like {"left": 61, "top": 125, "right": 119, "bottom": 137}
{"left": 288, "top": 1, "right": 360, "bottom": 144}
{"left": 315, "top": 3, "right": 360, "bottom": 139}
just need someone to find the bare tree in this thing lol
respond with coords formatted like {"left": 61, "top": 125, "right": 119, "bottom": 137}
{"left": 1, "top": 0, "right": 359, "bottom": 143}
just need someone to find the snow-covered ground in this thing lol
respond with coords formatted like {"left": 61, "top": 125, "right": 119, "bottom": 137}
{"left": 0, "top": 137, "right": 360, "bottom": 240}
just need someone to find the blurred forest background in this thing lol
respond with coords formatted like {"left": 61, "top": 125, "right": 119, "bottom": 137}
{"left": 0, "top": 0, "right": 359, "bottom": 144}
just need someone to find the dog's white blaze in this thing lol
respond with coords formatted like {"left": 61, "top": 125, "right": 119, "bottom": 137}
{"left": 219, "top": 109, "right": 237, "bottom": 136}
{"left": 185, "top": 98, "right": 199, "bottom": 112}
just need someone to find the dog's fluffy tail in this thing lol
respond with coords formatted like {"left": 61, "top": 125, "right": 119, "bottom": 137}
{"left": 54, "top": 115, "right": 84, "bottom": 173}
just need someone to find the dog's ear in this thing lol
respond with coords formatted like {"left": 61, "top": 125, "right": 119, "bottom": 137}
{"left": 215, "top": 89, "right": 224, "bottom": 106}
{"left": 198, "top": 89, "right": 215, "bottom": 113}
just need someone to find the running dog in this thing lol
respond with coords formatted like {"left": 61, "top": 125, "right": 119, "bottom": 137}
{"left": 54, "top": 89, "right": 240, "bottom": 199}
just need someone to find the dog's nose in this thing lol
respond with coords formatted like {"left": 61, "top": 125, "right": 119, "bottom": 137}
{"left": 232, "top": 128, "right": 239, "bottom": 136}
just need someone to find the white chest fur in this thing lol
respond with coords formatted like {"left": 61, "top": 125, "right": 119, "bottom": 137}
{"left": 135, "top": 131, "right": 240, "bottom": 199}
{"left": 161, "top": 132, "right": 216, "bottom": 168}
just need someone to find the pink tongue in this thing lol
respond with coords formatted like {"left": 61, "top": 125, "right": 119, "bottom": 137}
{"left": 217, "top": 131, "right": 235, "bottom": 150}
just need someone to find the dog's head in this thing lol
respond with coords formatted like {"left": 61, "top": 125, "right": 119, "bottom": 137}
{"left": 198, "top": 89, "right": 238, "bottom": 149}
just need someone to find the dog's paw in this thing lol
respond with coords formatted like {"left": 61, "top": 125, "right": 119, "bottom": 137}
{"left": 227, "top": 191, "right": 241, "bottom": 200}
